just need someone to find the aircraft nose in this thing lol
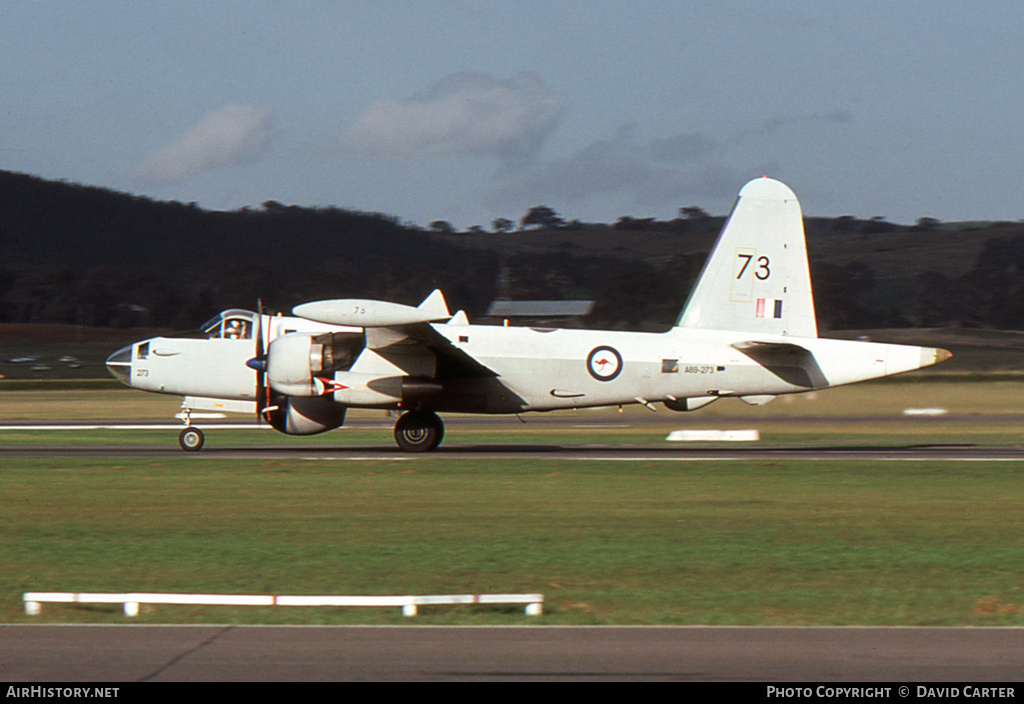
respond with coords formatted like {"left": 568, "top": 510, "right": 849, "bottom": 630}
{"left": 106, "top": 345, "right": 133, "bottom": 386}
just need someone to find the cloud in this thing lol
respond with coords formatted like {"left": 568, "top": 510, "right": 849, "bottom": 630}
{"left": 648, "top": 132, "right": 717, "bottom": 165}
{"left": 823, "top": 109, "right": 853, "bottom": 124}
{"left": 749, "top": 109, "right": 855, "bottom": 139}
{"left": 343, "top": 72, "right": 564, "bottom": 165}
{"left": 133, "top": 103, "right": 274, "bottom": 185}
{"left": 498, "top": 126, "right": 655, "bottom": 202}
{"left": 493, "top": 125, "right": 736, "bottom": 213}
{"left": 492, "top": 108, "right": 852, "bottom": 214}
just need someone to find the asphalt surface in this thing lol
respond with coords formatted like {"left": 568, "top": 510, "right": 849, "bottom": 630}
{"left": 1, "top": 440, "right": 1023, "bottom": 461}
{"left": 3, "top": 415, "right": 1023, "bottom": 461}
{"left": 4, "top": 625, "right": 1024, "bottom": 682}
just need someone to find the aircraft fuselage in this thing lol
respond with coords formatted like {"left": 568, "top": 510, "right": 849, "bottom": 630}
{"left": 112, "top": 319, "right": 947, "bottom": 415}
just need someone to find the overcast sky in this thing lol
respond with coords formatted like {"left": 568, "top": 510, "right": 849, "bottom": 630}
{"left": 3, "top": 1, "right": 1023, "bottom": 228}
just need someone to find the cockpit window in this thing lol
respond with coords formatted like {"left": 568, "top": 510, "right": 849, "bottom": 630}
{"left": 224, "top": 318, "right": 251, "bottom": 339}
{"left": 200, "top": 316, "right": 222, "bottom": 337}
{"left": 201, "top": 311, "right": 255, "bottom": 340}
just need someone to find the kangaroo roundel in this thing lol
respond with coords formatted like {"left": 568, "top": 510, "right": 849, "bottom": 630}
{"left": 587, "top": 346, "right": 623, "bottom": 381}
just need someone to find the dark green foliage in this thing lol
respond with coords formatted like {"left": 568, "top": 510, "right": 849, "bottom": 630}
{"left": 0, "top": 171, "right": 500, "bottom": 327}
{"left": 2, "top": 169, "right": 1024, "bottom": 331}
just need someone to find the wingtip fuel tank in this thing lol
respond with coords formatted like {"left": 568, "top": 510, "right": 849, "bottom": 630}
{"left": 293, "top": 289, "right": 451, "bottom": 328}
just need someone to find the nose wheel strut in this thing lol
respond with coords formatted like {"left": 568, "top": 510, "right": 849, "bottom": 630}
{"left": 177, "top": 407, "right": 205, "bottom": 451}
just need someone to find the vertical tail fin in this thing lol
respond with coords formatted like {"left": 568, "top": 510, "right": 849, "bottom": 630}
{"left": 676, "top": 177, "right": 817, "bottom": 338}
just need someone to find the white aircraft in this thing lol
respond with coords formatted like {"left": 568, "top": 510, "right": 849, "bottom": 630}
{"left": 106, "top": 177, "right": 951, "bottom": 452}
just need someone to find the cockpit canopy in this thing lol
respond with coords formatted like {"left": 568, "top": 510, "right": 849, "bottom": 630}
{"left": 200, "top": 309, "right": 257, "bottom": 340}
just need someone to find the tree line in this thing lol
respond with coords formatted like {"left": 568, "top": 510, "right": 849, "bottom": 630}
{"left": 1, "top": 169, "right": 1022, "bottom": 332}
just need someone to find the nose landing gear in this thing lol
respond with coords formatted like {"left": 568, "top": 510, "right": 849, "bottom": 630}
{"left": 176, "top": 407, "right": 205, "bottom": 451}
{"left": 178, "top": 426, "right": 206, "bottom": 452}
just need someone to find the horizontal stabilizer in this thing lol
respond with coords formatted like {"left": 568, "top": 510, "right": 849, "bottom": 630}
{"left": 733, "top": 339, "right": 827, "bottom": 389}
{"left": 732, "top": 340, "right": 812, "bottom": 355}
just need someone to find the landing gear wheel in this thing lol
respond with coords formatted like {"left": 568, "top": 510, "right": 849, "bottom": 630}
{"left": 394, "top": 411, "right": 444, "bottom": 452}
{"left": 179, "top": 427, "right": 205, "bottom": 452}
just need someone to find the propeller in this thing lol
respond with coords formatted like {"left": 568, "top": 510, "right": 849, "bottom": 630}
{"left": 245, "top": 299, "right": 271, "bottom": 420}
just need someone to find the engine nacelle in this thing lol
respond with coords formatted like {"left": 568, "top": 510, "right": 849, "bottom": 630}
{"left": 264, "top": 395, "right": 348, "bottom": 435}
{"left": 328, "top": 373, "right": 442, "bottom": 407}
{"left": 330, "top": 371, "right": 402, "bottom": 406}
{"left": 267, "top": 331, "right": 363, "bottom": 397}
{"left": 264, "top": 330, "right": 444, "bottom": 409}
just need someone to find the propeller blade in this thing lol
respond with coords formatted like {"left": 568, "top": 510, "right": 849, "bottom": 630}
{"left": 255, "top": 298, "right": 265, "bottom": 359}
{"left": 253, "top": 300, "right": 269, "bottom": 419}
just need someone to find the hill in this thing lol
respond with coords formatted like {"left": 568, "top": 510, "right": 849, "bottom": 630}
{"left": 2, "top": 169, "right": 1023, "bottom": 333}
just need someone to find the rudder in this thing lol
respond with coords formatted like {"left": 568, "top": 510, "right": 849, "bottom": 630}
{"left": 676, "top": 177, "right": 817, "bottom": 338}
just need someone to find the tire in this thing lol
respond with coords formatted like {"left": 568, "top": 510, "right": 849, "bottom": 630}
{"left": 393, "top": 411, "right": 444, "bottom": 452}
{"left": 179, "top": 427, "right": 205, "bottom": 452}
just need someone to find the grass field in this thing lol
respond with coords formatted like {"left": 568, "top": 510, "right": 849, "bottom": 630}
{"left": 4, "top": 456, "right": 1024, "bottom": 626}
{"left": 2, "top": 379, "right": 1024, "bottom": 626}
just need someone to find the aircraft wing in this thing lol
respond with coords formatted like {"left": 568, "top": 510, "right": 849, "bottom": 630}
{"left": 294, "top": 290, "right": 497, "bottom": 379}
{"left": 371, "top": 320, "right": 499, "bottom": 379}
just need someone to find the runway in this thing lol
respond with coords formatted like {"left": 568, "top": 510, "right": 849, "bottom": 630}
{"left": 4, "top": 624, "right": 1024, "bottom": 682}
{"left": 3, "top": 416, "right": 1023, "bottom": 461}
{"left": 1, "top": 438, "right": 1022, "bottom": 461}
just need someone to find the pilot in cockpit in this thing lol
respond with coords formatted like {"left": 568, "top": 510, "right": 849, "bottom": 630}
{"left": 224, "top": 319, "right": 249, "bottom": 339}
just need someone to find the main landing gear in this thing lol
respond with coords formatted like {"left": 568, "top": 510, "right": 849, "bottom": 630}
{"left": 393, "top": 410, "right": 445, "bottom": 452}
